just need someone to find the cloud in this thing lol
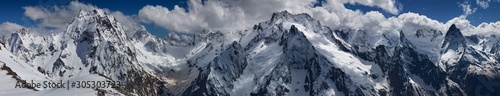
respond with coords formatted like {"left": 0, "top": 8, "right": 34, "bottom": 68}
{"left": 0, "top": 22, "right": 24, "bottom": 36}
{"left": 0, "top": 22, "right": 25, "bottom": 42}
{"left": 168, "top": 32, "right": 181, "bottom": 40}
{"left": 138, "top": 5, "right": 206, "bottom": 33}
{"left": 138, "top": 0, "right": 402, "bottom": 33}
{"left": 23, "top": 1, "right": 98, "bottom": 29}
{"left": 446, "top": 17, "right": 474, "bottom": 31}
{"left": 22, "top": 1, "right": 143, "bottom": 36}
{"left": 394, "top": 12, "right": 446, "bottom": 30}
{"left": 0, "top": 22, "right": 24, "bottom": 35}
{"left": 476, "top": 0, "right": 491, "bottom": 9}
{"left": 17, "top": 0, "right": 497, "bottom": 38}
{"left": 474, "top": 0, "right": 500, "bottom": 9}
{"left": 458, "top": 0, "right": 499, "bottom": 17}
{"left": 109, "top": 11, "right": 144, "bottom": 36}
{"left": 134, "top": 0, "right": 496, "bottom": 38}
{"left": 181, "top": 35, "right": 192, "bottom": 42}
{"left": 138, "top": 0, "right": 319, "bottom": 33}
{"left": 442, "top": 0, "right": 500, "bottom": 36}
{"left": 338, "top": 0, "right": 401, "bottom": 14}
{"left": 473, "top": 21, "right": 500, "bottom": 35}
{"left": 458, "top": 1, "right": 477, "bottom": 18}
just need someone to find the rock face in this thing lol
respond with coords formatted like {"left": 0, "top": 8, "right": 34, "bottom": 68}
{"left": 1, "top": 10, "right": 499, "bottom": 96}
{"left": 442, "top": 24, "right": 466, "bottom": 51}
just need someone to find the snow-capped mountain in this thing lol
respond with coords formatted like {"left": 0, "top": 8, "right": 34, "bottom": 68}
{"left": 1, "top": 9, "right": 159, "bottom": 95}
{"left": 0, "top": 9, "right": 499, "bottom": 96}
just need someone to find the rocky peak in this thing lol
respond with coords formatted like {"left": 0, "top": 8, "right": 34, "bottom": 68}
{"left": 441, "top": 24, "right": 466, "bottom": 52}
{"left": 281, "top": 25, "right": 315, "bottom": 55}
{"left": 399, "top": 31, "right": 414, "bottom": 46}
{"left": 271, "top": 10, "right": 314, "bottom": 21}
{"left": 270, "top": 10, "right": 293, "bottom": 22}
{"left": 17, "top": 28, "right": 29, "bottom": 36}
{"left": 76, "top": 9, "right": 109, "bottom": 20}
{"left": 399, "top": 30, "right": 406, "bottom": 39}
{"left": 229, "top": 41, "right": 242, "bottom": 50}
{"left": 415, "top": 29, "right": 441, "bottom": 38}
{"left": 444, "top": 24, "right": 463, "bottom": 39}
{"left": 193, "top": 30, "right": 224, "bottom": 44}
{"left": 7, "top": 28, "right": 32, "bottom": 52}
{"left": 270, "top": 11, "right": 320, "bottom": 27}
{"left": 132, "top": 29, "right": 151, "bottom": 40}
{"left": 9, "top": 28, "right": 29, "bottom": 41}
{"left": 248, "top": 11, "right": 324, "bottom": 47}
{"left": 66, "top": 9, "right": 128, "bottom": 43}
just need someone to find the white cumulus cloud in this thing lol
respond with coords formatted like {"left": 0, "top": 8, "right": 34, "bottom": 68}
{"left": 476, "top": 0, "right": 491, "bottom": 9}
{"left": 459, "top": 1, "right": 477, "bottom": 18}
{"left": 138, "top": 0, "right": 402, "bottom": 33}
{"left": 22, "top": 1, "right": 143, "bottom": 36}
{"left": 0, "top": 22, "right": 25, "bottom": 36}
{"left": 168, "top": 32, "right": 181, "bottom": 40}
{"left": 181, "top": 35, "right": 193, "bottom": 42}
{"left": 473, "top": 21, "right": 500, "bottom": 35}
{"left": 0, "top": 22, "right": 25, "bottom": 42}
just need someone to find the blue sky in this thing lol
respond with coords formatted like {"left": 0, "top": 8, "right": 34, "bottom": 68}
{"left": 0, "top": 0, "right": 499, "bottom": 37}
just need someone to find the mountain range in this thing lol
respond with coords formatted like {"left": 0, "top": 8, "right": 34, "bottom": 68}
{"left": 0, "top": 9, "right": 499, "bottom": 96}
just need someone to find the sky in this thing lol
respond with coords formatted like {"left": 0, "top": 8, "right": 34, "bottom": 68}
{"left": 0, "top": 0, "right": 499, "bottom": 38}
